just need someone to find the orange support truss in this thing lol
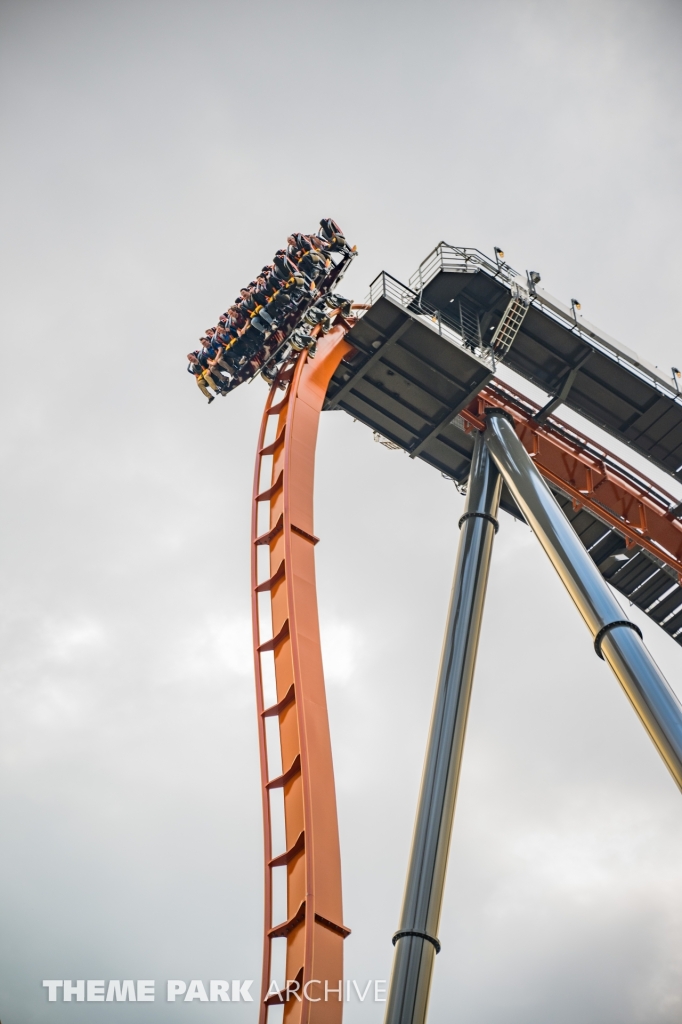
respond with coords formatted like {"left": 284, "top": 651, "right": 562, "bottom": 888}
{"left": 462, "top": 379, "right": 682, "bottom": 580}
{"left": 251, "top": 323, "right": 353, "bottom": 1023}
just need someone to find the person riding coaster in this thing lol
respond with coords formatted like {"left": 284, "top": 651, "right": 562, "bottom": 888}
{"left": 273, "top": 253, "right": 307, "bottom": 289}
{"left": 298, "top": 249, "right": 329, "bottom": 281}
{"left": 187, "top": 350, "right": 229, "bottom": 403}
{"left": 187, "top": 219, "right": 355, "bottom": 401}
{"left": 251, "top": 286, "right": 350, "bottom": 385}
{"left": 203, "top": 337, "right": 234, "bottom": 380}
{"left": 266, "top": 288, "right": 350, "bottom": 374}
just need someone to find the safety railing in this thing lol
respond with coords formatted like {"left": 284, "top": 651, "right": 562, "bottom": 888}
{"left": 359, "top": 270, "right": 496, "bottom": 368}
{"left": 408, "top": 242, "right": 520, "bottom": 294}
{"left": 407, "top": 243, "right": 682, "bottom": 405}
{"left": 527, "top": 293, "right": 682, "bottom": 402}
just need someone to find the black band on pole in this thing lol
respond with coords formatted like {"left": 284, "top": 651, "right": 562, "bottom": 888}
{"left": 458, "top": 511, "right": 499, "bottom": 534}
{"left": 392, "top": 930, "right": 441, "bottom": 954}
{"left": 594, "top": 620, "right": 643, "bottom": 660}
{"left": 485, "top": 407, "right": 515, "bottom": 425}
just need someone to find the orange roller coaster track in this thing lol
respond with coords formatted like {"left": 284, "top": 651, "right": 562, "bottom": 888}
{"left": 251, "top": 320, "right": 353, "bottom": 1022}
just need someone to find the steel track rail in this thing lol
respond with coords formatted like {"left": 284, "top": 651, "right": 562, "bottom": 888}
{"left": 251, "top": 322, "right": 352, "bottom": 1024}
{"left": 460, "top": 380, "right": 682, "bottom": 583}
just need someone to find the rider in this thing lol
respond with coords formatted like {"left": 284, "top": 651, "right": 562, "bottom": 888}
{"left": 188, "top": 218, "right": 353, "bottom": 400}
{"left": 187, "top": 350, "right": 222, "bottom": 403}
{"left": 201, "top": 334, "right": 233, "bottom": 380}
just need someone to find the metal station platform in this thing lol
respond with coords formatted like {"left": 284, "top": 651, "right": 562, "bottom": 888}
{"left": 324, "top": 270, "right": 682, "bottom": 647}
{"left": 410, "top": 243, "right": 682, "bottom": 480}
{"left": 325, "top": 274, "right": 492, "bottom": 474}
{"left": 324, "top": 274, "right": 521, "bottom": 522}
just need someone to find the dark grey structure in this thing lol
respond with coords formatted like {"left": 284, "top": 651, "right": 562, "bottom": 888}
{"left": 328, "top": 269, "right": 682, "bottom": 647}
{"left": 411, "top": 243, "right": 682, "bottom": 478}
{"left": 385, "top": 433, "right": 501, "bottom": 1024}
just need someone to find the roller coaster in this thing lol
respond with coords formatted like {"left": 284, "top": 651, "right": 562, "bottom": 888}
{"left": 193, "top": 230, "right": 682, "bottom": 1024}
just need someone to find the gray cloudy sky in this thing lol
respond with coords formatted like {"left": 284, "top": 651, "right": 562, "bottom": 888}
{"left": 2, "top": 0, "right": 682, "bottom": 1021}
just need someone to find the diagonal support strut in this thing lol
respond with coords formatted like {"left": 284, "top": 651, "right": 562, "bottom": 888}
{"left": 483, "top": 409, "right": 682, "bottom": 791}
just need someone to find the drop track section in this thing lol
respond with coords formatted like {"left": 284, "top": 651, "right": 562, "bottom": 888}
{"left": 251, "top": 322, "right": 353, "bottom": 1024}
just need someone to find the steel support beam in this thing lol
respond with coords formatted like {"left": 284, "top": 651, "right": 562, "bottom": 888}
{"left": 324, "top": 316, "right": 412, "bottom": 410}
{"left": 534, "top": 350, "right": 592, "bottom": 424}
{"left": 460, "top": 380, "right": 682, "bottom": 586}
{"left": 385, "top": 432, "right": 502, "bottom": 1024}
{"left": 484, "top": 409, "right": 682, "bottom": 792}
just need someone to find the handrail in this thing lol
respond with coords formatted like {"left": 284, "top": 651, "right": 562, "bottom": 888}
{"left": 408, "top": 242, "right": 519, "bottom": 293}
{"left": 408, "top": 242, "right": 682, "bottom": 404}
{"left": 358, "top": 270, "right": 497, "bottom": 369}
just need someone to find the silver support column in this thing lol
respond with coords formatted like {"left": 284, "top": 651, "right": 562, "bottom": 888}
{"left": 385, "top": 432, "right": 502, "bottom": 1024}
{"left": 484, "top": 409, "right": 682, "bottom": 791}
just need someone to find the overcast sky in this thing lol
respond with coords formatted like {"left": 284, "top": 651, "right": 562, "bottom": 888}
{"left": 2, "top": 1, "right": 682, "bottom": 1022}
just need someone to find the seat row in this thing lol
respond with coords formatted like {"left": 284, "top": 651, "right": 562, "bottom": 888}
{"left": 187, "top": 219, "right": 355, "bottom": 402}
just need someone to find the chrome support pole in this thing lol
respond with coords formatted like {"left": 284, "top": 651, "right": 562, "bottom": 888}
{"left": 484, "top": 409, "right": 682, "bottom": 791}
{"left": 385, "top": 432, "right": 502, "bottom": 1024}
